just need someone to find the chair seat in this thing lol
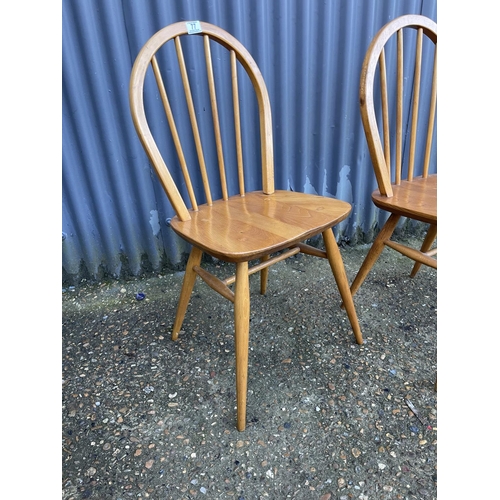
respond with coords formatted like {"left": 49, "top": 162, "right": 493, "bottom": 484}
{"left": 371, "top": 174, "right": 437, "bottom": 225}
{"left": 171, "top": 190, "right": 352, "bottom": 262}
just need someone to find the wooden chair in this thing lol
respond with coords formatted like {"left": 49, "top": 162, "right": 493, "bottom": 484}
{"left": 129, "top": 21, "right": 363, "bottom": 431}
{"left": 349, "top": 15, "right": 437, "bottom": 299}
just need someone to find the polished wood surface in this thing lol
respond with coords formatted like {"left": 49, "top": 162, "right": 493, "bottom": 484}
{"left": 171, "top": 190, "right": 352, "bottom": 262}
{"left": 351, "top": 15, "right": 437, "bottom": 298}
{"left": 130, "top": 21, "right": 363, "bottom": 431}
{"left": 372, "top": 174, "right": 437, "bottom": 224}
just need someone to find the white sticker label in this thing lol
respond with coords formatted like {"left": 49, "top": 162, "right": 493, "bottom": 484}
{"left": 186, "top": 21, "right": 202, "bottom": 34}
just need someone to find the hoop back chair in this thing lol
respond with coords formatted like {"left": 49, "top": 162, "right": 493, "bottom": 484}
{"left": 350, "top": 15, "right": 437, "bottom": 299}
{"left": 129, "top": 21, "right": 363, "bottom": 431}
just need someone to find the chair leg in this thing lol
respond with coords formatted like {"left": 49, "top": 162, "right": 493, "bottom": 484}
{"left": 323, "top": 229, "right": 363, "bottom": 345}
{"left": 349, "top": 213, "right": 401, "bottom": 298}
{"left": 172, "top": 246, "right": 203, "bottom": 341}
{"left": 259, "top": 255, "right": 270, "bottom": 295}
{"left": 234, "top": 261, "right": 250, "bottom": 431}
{"left": 410, "top": 224, "right": 437, "bottom": 278}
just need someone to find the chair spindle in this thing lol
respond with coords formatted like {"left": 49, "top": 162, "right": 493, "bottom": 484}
{"left": 204, "top": 35, "right": 229, "bottom": 201}
{"left": 408, "top": 28, "right": 423, "bottom": 181}
{"left": 396, "top": 29, "right": 403, "bottom": 185}
{"left": 379, "top": 49, "right": 391, "bottom": 178}
{"left": 152, "top": 55, "right": 199, "bottom": 211}
{"left": 231, "top": 50, "right": 246, "bottom": 196}
{"left": 423, "top": 45, "right": 437, "bottom": 178}
{"left": 175, "top": 36, "right": 213, "bottom": 206}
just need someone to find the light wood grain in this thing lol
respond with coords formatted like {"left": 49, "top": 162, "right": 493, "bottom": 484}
{"left": 234, "top": 261, "right": 250, "bottom": 431}
{"left": 171, "top": 191, "right": 352, "bottom": 262}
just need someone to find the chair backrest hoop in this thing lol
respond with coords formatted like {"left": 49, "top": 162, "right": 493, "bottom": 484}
{"left": 130, "top": 21, "right": 275, "bottom": 221}
{"left": 359, "top": 14, "right": 437, "bottom": 197}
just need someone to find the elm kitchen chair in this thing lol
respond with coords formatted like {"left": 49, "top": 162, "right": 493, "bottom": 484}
{"left": 129, "top": 21, "right": 363, "bottom": 431}
{"left": 348, "top": 14, "right": 437, "bottom": 300}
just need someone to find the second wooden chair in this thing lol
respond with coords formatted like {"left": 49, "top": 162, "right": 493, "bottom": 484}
{"left": 349, "top": 14, "right": 437, "bottom": 299}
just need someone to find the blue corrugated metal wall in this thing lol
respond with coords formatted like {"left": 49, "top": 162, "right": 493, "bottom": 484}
{"left": 62, "top": 0, "right": 437, "bottom": 284}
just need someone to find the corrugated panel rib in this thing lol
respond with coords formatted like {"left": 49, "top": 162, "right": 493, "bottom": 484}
{"left": 62, "top": 0, "right": 437, "bottom": 283}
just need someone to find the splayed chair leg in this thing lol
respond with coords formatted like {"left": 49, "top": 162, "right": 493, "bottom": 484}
{"left": 410, "top": 224, "right": 437, "bottom": 277}
{"left": 172, "top": 246, "right": 203, "bottom": 341}
{"left": 234, "top": 261, "right": 250, "bottom": 431}
{"left": 259, "top": 255, "right": 269, "bottom": 295}
{"left": 349, "top": 214, "right": 401, "bottom": 298}
{"left": 323, "top": 228, "right": 363, "bottom": 345}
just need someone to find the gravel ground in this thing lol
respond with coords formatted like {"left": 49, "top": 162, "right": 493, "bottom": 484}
{"left": 62, "top": 237, "right": 437, "bottom": 500}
